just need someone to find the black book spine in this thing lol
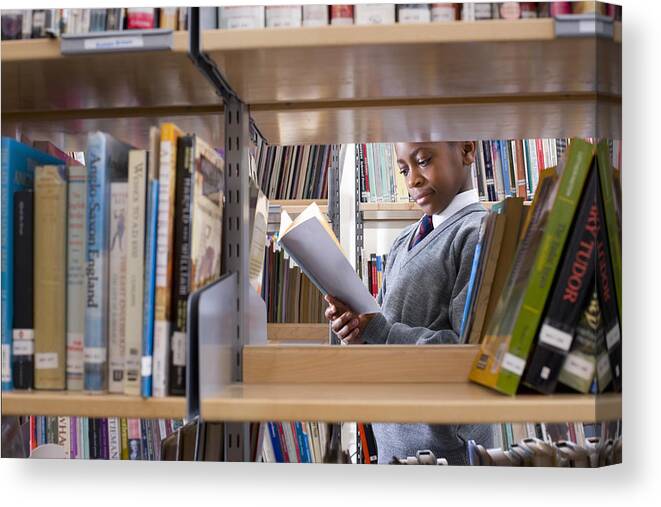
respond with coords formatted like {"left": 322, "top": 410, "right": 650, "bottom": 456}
{"left": 357, "top": 144, "right": 366, "bottom": 202}
{"left": 89, "top": 418, "right": 100, "bottom": 459}
{"left": 100, "top": 418, "right": 109, "bottom": 460}
{"left": 482, "top": 141, "right": 497, "bottom": 201}
{"left": 596, "top": 180, "right": 622, "bottom": 392}
{"left": 12, "top": 190, "right": 34, "bottom": 390}
{"left": 140, "top": 419, "right": 149, "bottom": 460}
{"left": 169, "top": 136, "right": 194, "bottom": 396}
{"left": 523, "top": 167, "right": 599, "bottom": 394}
{"left": 364, "top": 423, "right": 378, "bottom": 464}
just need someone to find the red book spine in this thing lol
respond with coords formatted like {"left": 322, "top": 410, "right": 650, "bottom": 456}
{"left": 330, "top": 5, "right": 353, "bottom": 22}
{"left": 127, "top": 8, "right": 156, "bottom": 29}
{"left": 550, "top": 2, "right": 572, "bottom": 16}
{"left": 358, "top": 423, "right": 371, "bottom": 464}
{"left": 515, "top": 139, "right": 527, "bottom": 198}
{"left": 535, "top": 139, "right": 545, "bottom": 173}
{"left": 276, "top": 423, "right": 290, "bottom": 462}
{"left": 290, "top": 422, "right": 302, "bottom": 462}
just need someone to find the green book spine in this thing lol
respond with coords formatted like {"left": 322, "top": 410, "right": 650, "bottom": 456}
{"left": 596, "top": 140, "right": 622, "bottom": 318}
{"left": 496, "top": 139, "right": 594, "bottom": 395}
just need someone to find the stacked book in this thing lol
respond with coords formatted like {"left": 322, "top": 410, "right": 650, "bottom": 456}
{"left": 1, "top": 124, "right": 225, "bottom": 398}
{"left": 360, "top": 252, "right": 388, "bottom": 298}
{"left": 12, "top": 415, "right": 183, "bottom": 460}
{"left": 261, "top": 235, "right": 326, "bottom": 323}
{"left": 465, "top": 139, "right": 622, "bottom": 396}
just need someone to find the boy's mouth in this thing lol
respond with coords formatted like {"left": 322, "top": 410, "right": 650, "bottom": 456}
{"left": 414, "top": 189, "right": 434, "bottom": 204}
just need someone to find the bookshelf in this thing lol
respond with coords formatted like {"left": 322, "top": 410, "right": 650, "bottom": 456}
{"left": 1, "top": 11, "right": 622, "bottom": 461}
{"left": 2, "top": 392, "right": 186, "bottom": 419}
{"left": 199, "top": 345, "right": 621, "bottom": 424}
{"left": 266, "top": 323, "right": 328, "bottom": 343}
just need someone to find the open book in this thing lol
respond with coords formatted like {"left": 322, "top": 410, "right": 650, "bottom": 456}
{"left": 277, "top": 203, "right": 380, "bottom": 315}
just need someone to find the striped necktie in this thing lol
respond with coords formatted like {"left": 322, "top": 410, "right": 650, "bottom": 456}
{"left": 409, "top": 214, "right": 434, "bottom": 250}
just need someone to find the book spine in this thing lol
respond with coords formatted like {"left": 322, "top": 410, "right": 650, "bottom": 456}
{"left": 85, "top": 134, "right": 110, "bottom": 392}
{"left": 330, "top": 5, "right": 354, "bottom": 25}
{"left": 275, "top": 422, "right": 290, "bottom": 462}
{"left": 126, "top": 7, "right": 155, "bottom": 29}
{"left": 596, "top": 183, "right": 622, "bottom": 391}
{"left": 302, "top": 5, "right": 328, "bottom": 26}
{"left": 219, "top": 6, "right": 265, "bottom": 29}
{"left": 1, "top": 141, "right": 15, "bottom": 391}
{"left": 88, "top": 418, "right": 98, "bottom": 459}
{"left": 34, "top": 165, "right": 67, "bottom": 390}
{"left": 57, "top": 416, "right": 70, "bottom": 458}
{"left": 265, "top": 5, "right": 302, "bottom": 28}
{"left": 482, "top": 141, "right": 497, "bottom": 201}
{"left": 12, "top": 190, "right": 34, "bottom": 390}
{"left": 99, "top": 417, "right": 109, "bottom": 459}
{"left": 124, "top": 151, "right": 147, "bottom": 395}
{"left": 397, "top": 4, "right": 431, "bottom": 24}
{"left": 82, "top": 417, "right": 89, "bottom": 459}
{"left": 522, "top": 169, "right": 599, "bottom": 393}
{"left": 596, "top": 141, "right": 622, "bottom": 317}
{"left": 355, "top": 4, "right": 395, "bottom": 25}
{"left": 169, "top": 137, "right": 194, "bottom": 396}
{"left": 154, "top": 124, "right": 180, "bottom": 397}
{"left": 65, "top": 166, "right": 86, "bottom": 391}
{"left": 108, "top": 182, "right": 128, "bottom": 393}
{"left": 140, "top": 419, "right": 150, "bottom": 460}
{"left": 120, "top": 417, "right": 129, "bottom": 459}
{"left": 294, "top": 421, "right": 308, "bottom": 463}
{"left": 496, "top": 141, "right": 594, "bottom": 395}
{"left": 69, "top": 416, "right": 78, "bottom": 458}
{"left": 127, "top": 418, "right": 142, "bottom": 459}
{"left": 141, "top": 180, "right": 159, "bottom": 397}
{"left": 108, "top": 416, "right": 120, "bottom": 460}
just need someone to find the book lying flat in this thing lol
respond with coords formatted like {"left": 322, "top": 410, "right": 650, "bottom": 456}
{"left": 277, "top": 203, "right": 379, "bottom": 315}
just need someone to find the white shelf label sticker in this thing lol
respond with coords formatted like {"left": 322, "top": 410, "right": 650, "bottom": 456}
{"left": 597, "top": 354, "right": 611, "bottom": 380}
{"left": 539, "top": 324, "right": 573, "bottom": 351}
{"left": 563, "top": 353, "right": 595, "bottom": 381}
{"left": 578, "top": 20, "right": 597, "bottom": 33}
{"left": 540, "top": 366, "right": 551, "bottom": 380}
{"left": 83, "top": 35, "right": 144, "bottom": 51}
{"left": 141, "top": 356, "right": 153, "bottom": 377}
{"left": 172, "top": 331, "right": 186, "bottom": 367}
{"left": 35, "top": 352, "right": 59, "bottom": 370}
{"left": 13, "top": 340, "right": 34, "bottom": 356}
{"left": 606, "top": 324, "right": 621, "bottom": 350}
{"left": 1, "top": 344, "right": 10, "bottom": 383}
{"left": 13, "top": 329, "right": 34, "bottom": 341}
{"left": 501, "top": 353, "right": 526, "bottom": 376}
{"left": 84, "top": 347, "right": 107, "bottom": 364}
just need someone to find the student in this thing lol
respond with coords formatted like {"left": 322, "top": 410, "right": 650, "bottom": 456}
{"left": 325, "top": 141, "right": 494, "bottom": 465}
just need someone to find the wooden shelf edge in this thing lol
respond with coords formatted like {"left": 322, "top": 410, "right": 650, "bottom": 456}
{"left": 1, "top": 30, "right": 189, "bottom": 62}
{"left": 203, "top": 19, "right": 556, "bottom": 52}
{"left": 200, "top": 383, "right": 621, "bottom": 424}
{"left": 1, "top": 391, "right": 186, "bottom": 419}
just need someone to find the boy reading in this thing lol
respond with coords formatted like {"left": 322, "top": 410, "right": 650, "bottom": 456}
{"left": 325, "top": 141, "right": 493, "bottom": 464}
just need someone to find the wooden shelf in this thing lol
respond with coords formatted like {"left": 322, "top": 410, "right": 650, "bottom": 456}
{"left": 1, "top": 391, "right": 186, "bottom": 419}
{"left": 267, "top": 323, "right": 328, "bottom": 343}
{"left": 1, "top": 31, "right": 225, "bottom": 149}
{"left": 203, "top": 20, "right": 621, "bottom": 143}
{"left": 200, "top": 383, "right": 621, "bottom": 424}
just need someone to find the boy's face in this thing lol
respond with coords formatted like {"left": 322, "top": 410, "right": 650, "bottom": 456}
{"left": 395, "top": 142, "right": 475, "bottom": 216}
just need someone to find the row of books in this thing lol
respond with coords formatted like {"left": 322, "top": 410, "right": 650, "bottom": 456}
{"left": 262, "top": 236, "right": 327, "bottom": 323}
{"left": 9, "top": 415, "right": 183, "bottom": 460}
{"left": 0, "top": 7, "right": 191, "bottom": 40}
{"left": 1, "top": 124, "right": 224, "bottom": 398}
{"left": 254, "top": 140, "right": 335, "bottom": 200}
{"left": 466, "top": 139, "right": 622, "bottom": 396}
{"left": 261, "top": 421, "right": 331, "bottom": 463}
{"left": 357, "top": 139, "right": 562, "bottom": 204}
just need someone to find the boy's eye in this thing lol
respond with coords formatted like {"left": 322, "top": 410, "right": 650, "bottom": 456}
{"left": 416, "top": 156, "right": 431, "bottom": 167}
{"left": 399, "top": 166, "right": 409, "bottom": 176}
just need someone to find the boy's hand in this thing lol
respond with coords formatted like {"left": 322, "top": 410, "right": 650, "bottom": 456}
{"left": 324, "top": 295, "right": 374, "bottom": 345}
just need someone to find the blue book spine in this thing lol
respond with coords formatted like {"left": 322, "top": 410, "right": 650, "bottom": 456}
{"left": 1, "top": 138, "right": 59, "bottom": 391}
{"left": 499, "top": 141, "right": 512, "bottom": 197}
{"left": 141, "top": 180, "right": 159, "bottom": 398}
{"left": 459, "top": 226, "right": 485, "bottom": 339}
{"left": 84, "top": 133, "right": 110, "bottom": 392}
{"left": 268, "top": 422, "right": 284, "bottom": 463}
{"left": 294, "top": 421, "right": 310, "bottom": 463}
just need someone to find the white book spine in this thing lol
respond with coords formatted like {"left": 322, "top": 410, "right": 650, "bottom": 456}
{"left": 124, "top": 151, "right": 147, "bottom": 395}
{"left": 219, "top": 6, "right": 265, "bottom": 29}
{"left": 21, "top": 10, "right": 32, "bottom": 38}
{"left": 282, "top": 422, "right": 298, "bottom": 463}
{"left": 66, "top": 165, "right": 86, "bottom": 391}
{"left": 355, "top": 4, "right": 395, "bottom": 25}
{"left": 108, "top": 416, "right": 121, "bottom": 460}
{"left": 431, "top": 4, "right": 456, "bottom": 22}
{"left": 302, "top": 5, "right": 329, "bottom": 26}
{"left": 266, "top": 6, "right": 302, "bottom": 28}
{"left": 398, "top": 5, "right": 431, "bottom": 24}
{"left": 57, "top": 416, "right": 70, "bottom": 458}
{"left": 262, "top": 425, "right": 275, "bottom": 462}
{"left": 108, "top": 182, "right": 128, "bottom": 393}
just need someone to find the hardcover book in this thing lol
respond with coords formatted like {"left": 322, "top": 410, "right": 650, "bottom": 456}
{"left": 66, "top": 165, "right": 87, "bottom": 391}
{"left": 34, "top": 165, "right": 68, "bottom": 390}
{"left": 84, "top": 132, "right": 132, "bottom": 393}
{"left": 1, "top": 138, "right": 60, "bottom": 390}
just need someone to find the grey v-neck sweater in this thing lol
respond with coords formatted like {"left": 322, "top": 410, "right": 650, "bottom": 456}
{"left": 360, "top": 202, "right": 494, "bottom": 464}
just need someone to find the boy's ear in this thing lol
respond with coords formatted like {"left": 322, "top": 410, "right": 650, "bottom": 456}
{"left": 460, "top": 141, "right": 476, "bottom": 166}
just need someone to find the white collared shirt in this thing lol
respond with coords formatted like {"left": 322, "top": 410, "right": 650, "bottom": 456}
{"left": 431, "top": 188, "right": 480, "bottom": 229}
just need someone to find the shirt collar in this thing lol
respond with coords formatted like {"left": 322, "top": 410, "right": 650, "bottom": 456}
{"left": 431, "top": 189, "right": 480, "bottom": 229}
